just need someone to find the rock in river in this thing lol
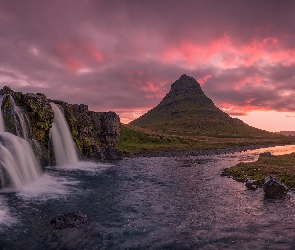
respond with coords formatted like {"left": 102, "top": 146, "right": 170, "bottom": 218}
{"left": 259, "top": 152, "right": 272, "bottom": 158}
{"left": 50, "top": 211, "right": 88, "bottom": 229}
{"left": 245, "top": 178, "right": 259, "bottom": 190}
{"left": 263, "top": 176, "right": 287, "bottom": 199}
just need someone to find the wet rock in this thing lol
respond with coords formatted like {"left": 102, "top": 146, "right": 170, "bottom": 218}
{"left": 50, "top": 211, "right": 88, "bottom": 229}
{"left": 263, "top": 176, "right": 287, "bottom": 198}
{"left": 287, "top": 188, "right": 295, "bottom": 199}
{"left": 259, "top": 152, "right": 272, "bottom": 158}
{"left": 220, "top": 168, "right": 230, "bottom": 177}
{"left": 46, "top": 225, "right": 103, "bottom": 249}
{"left": 245, "top": 178, "right": 259, "bottom": 190}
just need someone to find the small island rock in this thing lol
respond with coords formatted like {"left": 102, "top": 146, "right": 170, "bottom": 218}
{"left": 263, "top": 176, "right": 287, "bottom": 198}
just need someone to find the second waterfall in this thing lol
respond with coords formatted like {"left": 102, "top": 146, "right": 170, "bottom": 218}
{"left": 50, "top": 103, "right": 79, "bottom": 166}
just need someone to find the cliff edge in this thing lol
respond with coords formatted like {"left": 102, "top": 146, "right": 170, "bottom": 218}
{"left": 0, "top": 86, "right": 122, "bottom": 164}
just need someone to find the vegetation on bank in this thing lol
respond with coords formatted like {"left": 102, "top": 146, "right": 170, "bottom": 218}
{"left": 228, "top": 153, "right": 295, "bottom": 188}
{"left": 117, "top": 124, "right": 295, "bottom": 156}
{"left": 116, "top": 125, "right": 193, "bottom": 155}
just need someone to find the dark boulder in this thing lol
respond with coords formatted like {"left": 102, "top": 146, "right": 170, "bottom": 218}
{"left": 263, "top": 176, "right": 287, "bottom": 198}
{"left": 50, "top": 211, "right": 88, "bottom": 229}
{"left": 259, "top": 152, "right": 272, "bottom": 158}
{"left": 245, "top": 178, "right": 259, "bottom": 190}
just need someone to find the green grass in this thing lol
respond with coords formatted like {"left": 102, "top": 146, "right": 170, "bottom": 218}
{"left": 116, "top": 125, "right": 198, "bottom": 155}
{"left": 117, "top": 124, "right": 295, "bottom": 156}
{"left": 228, "top": 153, "right": 295, "bottom": 187}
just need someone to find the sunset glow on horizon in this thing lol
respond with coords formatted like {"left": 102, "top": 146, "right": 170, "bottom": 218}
{"left": 1, "top": 0, "right": 295, "bottom": 132}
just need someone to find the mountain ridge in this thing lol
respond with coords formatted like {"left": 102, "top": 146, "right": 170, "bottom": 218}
{"left": 130, "top": 74, "right": 278, "bottom": 138}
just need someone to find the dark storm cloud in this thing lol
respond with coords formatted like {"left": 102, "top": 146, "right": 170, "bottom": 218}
{"left": 0, "top": 0, "right": 295, "bottom": 122}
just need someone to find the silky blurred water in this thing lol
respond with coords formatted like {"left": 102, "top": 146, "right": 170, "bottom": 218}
{"left": 1, "top": 145, "right": 295, "bottom": 249}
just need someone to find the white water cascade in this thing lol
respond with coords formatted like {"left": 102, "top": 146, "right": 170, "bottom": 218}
{"left": 50, "top": 103, "right": 79, "bottom": 166}
{"left": 0, "top": 96, "right": 41, "bottom": 189}
{"left": 0, "top": 133, "right": 41, "bottom": 188}
{"left": 0, "top": 97, "right": 5, "bottom": 132}
{"left": 10, "top": 96, "right": 31, "bottom": 139}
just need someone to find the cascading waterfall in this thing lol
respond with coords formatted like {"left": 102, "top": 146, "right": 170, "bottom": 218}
{"left": 0, "top": 133, "right": 41, "bottom": 188}
{"left": 9, "top": 96, "right": 31, "bottom": 139}
{"left": 0, "top": 96, "right": 41, "bottom": 189}
{"left": 50, "top": 102, "right": 79, "bottom": 166}
{"left": 0, "top": 97, "right": 5, "bottom": 132}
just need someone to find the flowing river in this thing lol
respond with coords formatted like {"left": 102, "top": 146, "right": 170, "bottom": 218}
{"left": 1, "top": 145, "right": 295, "bottom": 249}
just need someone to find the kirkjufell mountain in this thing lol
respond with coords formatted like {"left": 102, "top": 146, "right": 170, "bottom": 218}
{"left": 130, "top": 74, "right": 277, "bottom": 137}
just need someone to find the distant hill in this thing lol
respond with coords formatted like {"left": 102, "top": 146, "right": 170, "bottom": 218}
{"left": 130, "top": 74, "right": 279, "bottom": 138}
{"left": 276, "top": 131, "right": 295, "bottom": 136}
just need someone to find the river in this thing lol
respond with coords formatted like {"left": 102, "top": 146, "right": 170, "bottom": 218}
{"left": 1, "top": 145, "right": 295, "bottom": 249}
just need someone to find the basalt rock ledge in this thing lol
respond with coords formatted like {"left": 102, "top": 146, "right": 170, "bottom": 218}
{"left": 0, "top": 86, "right": 122, "bottom": 165}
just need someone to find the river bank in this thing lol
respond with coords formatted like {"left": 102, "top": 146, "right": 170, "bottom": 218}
{"left": 226, "top": 150, "right": 295, "bottom": 188}
{"left": 130, "top": 143, "right": 295, "bottom": 158}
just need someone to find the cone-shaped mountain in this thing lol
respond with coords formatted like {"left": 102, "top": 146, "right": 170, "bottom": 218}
{"left": 130, "top": 74, "right": 276, "bottom": 137}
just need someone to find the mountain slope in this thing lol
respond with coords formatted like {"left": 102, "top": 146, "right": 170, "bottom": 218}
{"left": 130, "top": 74, "right": 278, "bottom": 138}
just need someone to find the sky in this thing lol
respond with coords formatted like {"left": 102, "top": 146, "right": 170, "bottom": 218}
{"left": 0, "top": 0, "right": 295, "bottom": 132}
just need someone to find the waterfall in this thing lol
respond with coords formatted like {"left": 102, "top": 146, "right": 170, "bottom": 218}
{"left": 50, "top": 103, "right": 79, "bottom": 166}
{"left": 0, "top": 97, "right": 41, "bottom": 189}
{"left": 10, "top": 96, "right": 31, "bottom": 139}
{"left": 0, "top": 133, "right": 41, "bottom": 188}
{"left": 0, "top": 97, "right": 5, "bottom": 132}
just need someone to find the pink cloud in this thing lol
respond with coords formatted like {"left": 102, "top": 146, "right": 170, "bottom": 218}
{"left": 197, "top": 75, "right": 212, "bottom": 85}
{"left": 160, "top": 33, "right": 295, "bottom": 71}
{"left": 54, "top": 40, "right": 104, "bottom": 72}
{"left": 121, "top": 70, "right": 168, "bottom": 99}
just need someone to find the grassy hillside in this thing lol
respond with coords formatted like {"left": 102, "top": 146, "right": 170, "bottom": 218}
{"left": 131, "top": 100, "right": 276, "bottom": 137}
{"left": 130, "top": 74, "right": 279, "bottom": 138}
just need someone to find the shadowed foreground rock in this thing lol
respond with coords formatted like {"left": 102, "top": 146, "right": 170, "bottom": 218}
{"left": 263, "top": 176, "right": 287, "bottom": 198}
{"left": 50, "top": 211, "right": 88, "bottom": 229}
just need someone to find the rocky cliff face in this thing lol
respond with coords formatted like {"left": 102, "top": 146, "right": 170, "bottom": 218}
{"left": 52, "top": 100, "right": 121, "bottom": 160}
{"left": 0, "top": 86, "right": 54, "bottom": 164}
{"left": 0, "top": 86, "right": 121, "bottom": 164}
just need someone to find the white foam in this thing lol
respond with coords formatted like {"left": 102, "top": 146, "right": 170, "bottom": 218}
{"left": 51, "top": 161, "right": 114, "bottom": 174}
{"left": 2, "top": 173, "right": 80, "bottom": 201}
{"left": 0, "top": 197, "right": 17, "bottom": 230}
